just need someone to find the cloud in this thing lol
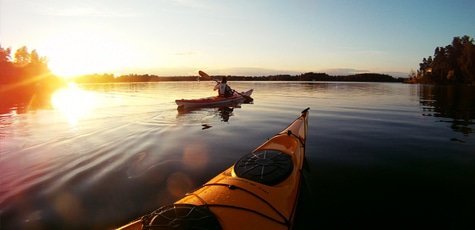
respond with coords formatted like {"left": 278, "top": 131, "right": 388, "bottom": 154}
{"left": 321, "top": 68, "right": 408, "bottom": 78}
{"left": 171, "top": 0, "right": 208, "bottom": 9}
{"left": 211, "top": 67, "right": 300, "bottom": 76}
{"left": 174, "top": 51, "right": 196, "bottom": 56}
{"left": 35, "top": 1, "right": 136, "bottom": 18}
{"left": 119, "top": 66, "right": 408, "bottom": 78}
{"left": 381, "top": 71, "right": 409, "bottom": 78}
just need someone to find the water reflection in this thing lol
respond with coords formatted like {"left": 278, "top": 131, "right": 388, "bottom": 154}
{"left": 419, "top": 84, "right": 475, "bottom": 135}
{"left": 217, "top": 107, "right": 234, "bottom": 122}
{"left": 0, "top": 84, "right": 52, "bottom": 115}
{"left": 177, "top": 106, "right": 237, "bottom": 129}
{"left": 51, "top": 83, "right": 100, "bottom": 126}
{"left": 0, "top": 82, "right": 55, "bottom": 137}
{"left": 3, "top": 82, "right": 475, "bottom": 229}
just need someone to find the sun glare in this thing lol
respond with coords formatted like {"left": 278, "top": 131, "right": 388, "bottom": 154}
{"left": 51, "top": 83, "right": 98, "bottom": 125}
{"left": 41, "top": 31, "right": 138, "bottom": 78}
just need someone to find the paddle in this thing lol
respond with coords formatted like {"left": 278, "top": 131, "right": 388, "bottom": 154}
{"left": 198, "top": 70, "right": 212, "bottom": 80}
{"left": 233, "top": 89, "right": 253, "bottom": 102}
{"left": 198, "top": 70, "right": 253, "bottom": 102}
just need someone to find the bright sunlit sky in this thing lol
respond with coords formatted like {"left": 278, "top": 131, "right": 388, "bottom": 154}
{"left": 1, "top": 0, "right": 474, "bottom": 78}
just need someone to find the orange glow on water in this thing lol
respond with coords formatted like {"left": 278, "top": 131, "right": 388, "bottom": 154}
{"left": 166, "top": 172, "right": 193, "bottom": 198}
{"left": 182, "top": 142, "right": 209, "bottom": 170}
{"left": 51, "top": 83, "right": 99, "bottom": 125}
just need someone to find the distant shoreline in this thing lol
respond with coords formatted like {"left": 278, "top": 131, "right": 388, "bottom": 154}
{"left": 72, "top": 72, "right": 405, "bottom": 83}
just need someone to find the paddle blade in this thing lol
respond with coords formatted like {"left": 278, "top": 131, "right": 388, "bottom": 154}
{"left": 233, "top": 90, "right": 253, "bottom": 102}
{"left": 198, "top": 70, "right": 210, "bottom": 79}
{"left": 243, "top": 95, "right": 253, "bottom": 103}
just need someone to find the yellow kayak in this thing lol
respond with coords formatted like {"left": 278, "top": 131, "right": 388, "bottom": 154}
{"left": 117, "top": 108, "right": 309, "bottom": 229}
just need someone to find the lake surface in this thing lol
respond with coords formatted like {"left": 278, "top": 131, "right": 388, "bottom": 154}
{"left": 1, "top": 81, "right": 474, "bottom": 229}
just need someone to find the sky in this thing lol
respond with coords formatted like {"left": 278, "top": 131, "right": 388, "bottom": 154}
{"left": 1, "top": 0, "right": 474, "bottom": 78}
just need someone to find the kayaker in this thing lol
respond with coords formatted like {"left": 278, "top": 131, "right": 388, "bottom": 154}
{"left": 214, "top": 76, "right": 233, "bottom": 97}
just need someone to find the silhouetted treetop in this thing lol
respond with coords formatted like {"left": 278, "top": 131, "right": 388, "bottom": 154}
{"left": 1, "top": 45, "right": 63, "bottom": 111}
{"left": 70, "top": 72, "right": 401, "bottom": 83}
{"left": 413, "top": 35, "right": 475, "bottom": 84}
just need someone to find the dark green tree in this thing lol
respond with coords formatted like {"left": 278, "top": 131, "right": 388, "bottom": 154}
{"left": 418, "top": 35, "right": 475, "bottom": 84}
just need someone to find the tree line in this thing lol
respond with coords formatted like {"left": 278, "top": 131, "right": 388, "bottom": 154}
{"left": 1, "top": 44, "right": 403, "bottom": 87}
{"left": 73, "top": 72, "right": 402, "bottom": 83}
{"left": 409, "top": 35, "right": 475, "bottom": 84}
{"left": 1, "top": 45, "right": 404, "bottom": 87}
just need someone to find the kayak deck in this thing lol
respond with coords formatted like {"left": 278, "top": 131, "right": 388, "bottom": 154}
{"left": 117, "top": 108, "right": 309, "bottom": 230}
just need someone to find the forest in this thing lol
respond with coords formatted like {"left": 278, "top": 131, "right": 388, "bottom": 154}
{"left": 409, "top": 35, "right": 475, "bottom": 84}
{"left": 0, "top": 45, "right": 63, "bottom": 111}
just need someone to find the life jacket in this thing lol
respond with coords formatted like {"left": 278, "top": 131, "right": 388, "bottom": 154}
{"left": 218, "top": 83, "right": 233, "bottom": 97}
{"left": 224, "top": 84, "right": 233, "bottom": 97}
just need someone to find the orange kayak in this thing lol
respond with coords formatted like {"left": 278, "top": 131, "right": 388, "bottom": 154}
{"left": 117, "top": 108, "right": 309, "bottom": 229}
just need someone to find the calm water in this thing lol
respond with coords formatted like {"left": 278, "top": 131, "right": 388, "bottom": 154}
{"left": 1, "top": 82, "right": 474, "bottom": 229}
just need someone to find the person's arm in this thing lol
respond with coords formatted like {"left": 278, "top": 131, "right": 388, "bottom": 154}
{"left": 213, "top": 83, "right": 220, "bottom": 91}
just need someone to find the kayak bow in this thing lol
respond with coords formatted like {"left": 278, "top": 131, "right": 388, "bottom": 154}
{"left": 117, "top": 108, "right": 309, "bottom": 230}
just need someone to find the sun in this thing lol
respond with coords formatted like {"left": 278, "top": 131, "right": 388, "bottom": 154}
{"left": 48, "top": 57, "right": 92, "bottom": 78}
{"left": 41, "top": 31, "right": 138, "bottom": 78}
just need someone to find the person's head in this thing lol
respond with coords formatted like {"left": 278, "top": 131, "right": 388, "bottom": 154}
{"left": 221, "top": 76, "right": 227, "bottom": 83}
